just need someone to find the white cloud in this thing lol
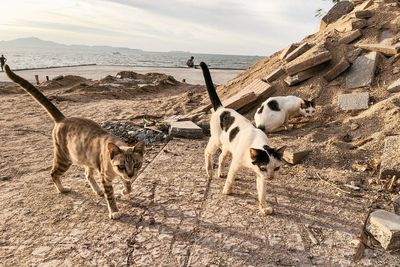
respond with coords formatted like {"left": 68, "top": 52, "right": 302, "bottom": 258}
{"left": 0, "top": 0, "right": 333, "bottom": 55}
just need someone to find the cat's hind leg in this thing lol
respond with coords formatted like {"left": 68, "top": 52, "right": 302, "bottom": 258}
{"left": 217, "top": 149, "right": 229, "bottom": 178}
{"left": 85, "top": 166, "right": 103, "bottom": 197}
{"left": 204, "top": 138, "right": 220, "bottom": 179}
{"left": 50, "top": 149, "right": 72, "bottom": 193}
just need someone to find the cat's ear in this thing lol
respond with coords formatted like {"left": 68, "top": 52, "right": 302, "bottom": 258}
{"left": 300, "top": 101, "right": 307, "bottom": 109}
{"left": 134, "top": 140, "right": 145, "bottom": 155}
{"left": 249, "top": 148, "right": 259, "bottom": 161}
{"left": 275, "top": 146, "right": 287, "bottom": 160}
{"left": 108, "top": 143, "right": 121, "bottom": 159}
{"left": 309, "top": 98, "right": 316, "bottom": 107}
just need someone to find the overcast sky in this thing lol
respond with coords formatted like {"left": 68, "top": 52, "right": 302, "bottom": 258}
{"left": 0, "top": 0, "right": 333, "bottom": 56}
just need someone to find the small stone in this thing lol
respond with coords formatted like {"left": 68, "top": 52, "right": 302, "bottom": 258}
{"left": 393, "top": 67, "right": 400, "bottom": 75}
{"left": 350, "top": 122, "right": 360, "bottom": 130}
{"left": 149, "top": 217, "right": 156, "bottom": 225}
{"left": 0, "top": 175, "right": 11, "bottom": 181}
{"left": 283, "top": 149, "right": 311, "bottom": 165}
{"left": 387, "top": 78, "right": 400, "bottom": 93}
{"left": 354, "top": 10, "right": 373, "bottom": 19}
{"left": 366, "top": 209, "right": 400, "bottom": 250}
{"left": 393, "top": 197, "right": 400, "bottom": 215}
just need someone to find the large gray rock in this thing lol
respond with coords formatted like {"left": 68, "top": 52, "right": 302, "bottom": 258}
{"left": 169, "top": 121, "right": 203, "bottom": 139}
{"left": 379, "top": 136, "right": 400, "bottom": 179}
{"left": 321, "top": 1, "right": 354, "bottom": 29}
{"left": 366, "top": 209, "right": 400, "bottom": 250}
{"left": 338, "top": 92, "right": 369, "bottom": 110}
{"left": 346, "top": 52, "right": 379, "bottom": 89}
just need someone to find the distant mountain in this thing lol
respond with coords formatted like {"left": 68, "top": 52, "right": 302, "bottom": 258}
{"left": 0, "top": 37, "right": 143, "bottom": 52}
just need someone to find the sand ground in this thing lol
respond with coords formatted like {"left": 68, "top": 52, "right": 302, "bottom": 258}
{"left": 0, "top": 74, "right": 399, "bottom": 266}
{"left": 0, "top": 65, "right": 242, "bottom": 85}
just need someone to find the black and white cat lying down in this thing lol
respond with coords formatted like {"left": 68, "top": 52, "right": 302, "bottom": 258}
{"left": 200, "top": 62, "right": 286, "bottom": 215}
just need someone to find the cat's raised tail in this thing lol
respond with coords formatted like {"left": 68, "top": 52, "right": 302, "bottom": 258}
{"left": 4, "top": 64, "right": 65, "bottom": 123}
{"left": 200, "top": 62, "right": 222, "bottom": 110}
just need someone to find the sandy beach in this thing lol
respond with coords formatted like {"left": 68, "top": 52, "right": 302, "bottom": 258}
{"left": 0, "top": 65, "right": 242, "bottom": 85}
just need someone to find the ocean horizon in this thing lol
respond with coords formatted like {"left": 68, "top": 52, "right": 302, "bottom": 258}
{"left": 0, "top": 46, "right": 263, "bottom": 71}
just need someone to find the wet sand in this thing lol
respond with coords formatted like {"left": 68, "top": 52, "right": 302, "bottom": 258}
{"left": 0, "top": 65, "right": 242, "bottom": 85}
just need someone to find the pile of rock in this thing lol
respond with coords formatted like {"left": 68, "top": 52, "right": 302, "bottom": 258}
{"left": 101, "top": 121, "right": 168, "bottom": 144}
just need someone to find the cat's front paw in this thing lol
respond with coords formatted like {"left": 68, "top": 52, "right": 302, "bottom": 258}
{"left": 259, "top": 205, "right": 274, "bottom": 216}
{"left": 109, "top": 211, "right": 122, "bottom": 220}
{"left": 58, "top": 186, "right": 71, "bottom": 194}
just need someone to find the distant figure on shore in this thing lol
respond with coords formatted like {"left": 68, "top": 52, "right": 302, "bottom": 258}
{"left": 186, "top": 56, "right": 194, "bottom": 68}
{"left": 0, "top": 55, "right": 7, "bottom": 72}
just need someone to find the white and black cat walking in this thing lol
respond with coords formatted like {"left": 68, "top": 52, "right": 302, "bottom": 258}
{"left": 200, "top": 62, "right": 285, "bottom": 215}
{"left": 254, "top": 96, "right": 316, "bottom": 133}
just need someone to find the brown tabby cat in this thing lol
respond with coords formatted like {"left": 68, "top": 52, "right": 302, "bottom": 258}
{"left": 4, "top": 64, "right": 144, "bottom": 219}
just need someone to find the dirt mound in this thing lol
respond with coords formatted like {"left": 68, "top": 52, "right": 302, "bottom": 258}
{"left": 40, "top": 75, "right": 89, "bottom": 90}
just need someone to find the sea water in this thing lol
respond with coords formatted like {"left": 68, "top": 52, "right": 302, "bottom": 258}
{"left": 1, "top": 47, "right": 263, "bottom": 70}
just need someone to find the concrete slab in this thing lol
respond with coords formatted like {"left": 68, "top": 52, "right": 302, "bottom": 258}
{"left": 169, "top": 121, "right": 203, "bottom": 139}
{"left": 285, "top": 70, "right": 314, "bottom": 86}
{"left": 338, "top": 92, "right": 369, "bottom": 110}
{"left": 280, "top": 44, "right": 298, "bottom": 60}
{"left": 286, "top": 51, "right": 332, "bottom": 76}
{"left": 246, "top": 79, "right": 275, "bottom": 99}
{"left": 379, "top": 136, "right": 400, "bottom": 179}
{"left": 223, "top": 91, "right": 257, "bottom": 110}
{"left": 367, "top": 209, "right": 400, "bottom": 250}
{"left": 387, "top": 79, "right": 400, "bottom": 93}
{"left": 323, "top": 57, "right": 351, "bottom": 82}
{"left": 355, "top": 43, "right": 400, "bottom": 56}
{"left": 339, "top": 29, "right": 363, "bottom": 44}
{"left": 285, "top": 43, "right": 311, "bottom": 62}
{"left": 264, "top": 67, "right": 285, "bottom": 83}
{"left": 283, "top": 149, "right": 311, "bottom": 165}
{"left": 346, "top": 52, "right": 379, "bottom": 89}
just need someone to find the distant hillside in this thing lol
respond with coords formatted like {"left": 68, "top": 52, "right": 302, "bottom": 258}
{"left": 0, "top": 37, "right": 143, "bottom": 52}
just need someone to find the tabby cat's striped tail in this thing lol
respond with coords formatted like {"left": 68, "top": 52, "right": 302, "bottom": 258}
{"left": 4, "top": 64, "right": 65, "bottom": 123}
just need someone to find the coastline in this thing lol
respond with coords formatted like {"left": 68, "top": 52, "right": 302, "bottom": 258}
{"left": 0, "top": 65, "right": 242, "bottom": 85}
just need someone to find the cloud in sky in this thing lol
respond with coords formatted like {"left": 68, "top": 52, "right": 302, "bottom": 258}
{"left": 0, "top": 0, "right": 333, "bottom": 55}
